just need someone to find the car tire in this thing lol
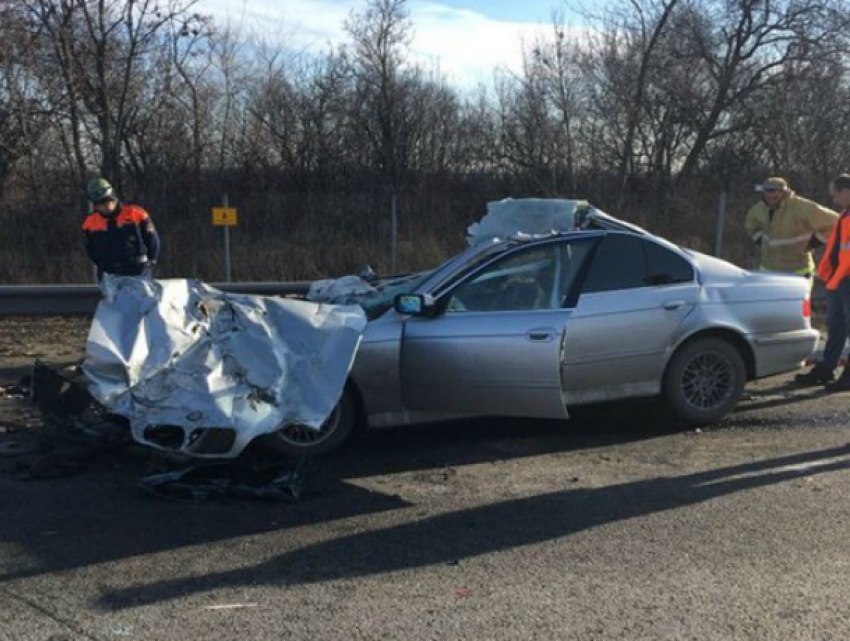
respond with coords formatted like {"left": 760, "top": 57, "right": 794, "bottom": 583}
{"left": 265, "top": 385, "right": 359, "bottom": 458}
{"left": 663, "top": 337, "right": 745, "bottom": 425}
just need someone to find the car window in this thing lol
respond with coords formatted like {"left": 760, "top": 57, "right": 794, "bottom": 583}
{"left": 553, "top": 239, "right": 597, "bottom": 306}
{"left": 582, "top": 233, "right": 647, "bottom": 293}
{"left": 644, "top": 240, "right": 694, "bottom": 285}
{"left": 445, "top": 239, "right": 596, "bottom": 312}
{"left": 425, "top": 240, "right": 510, "bottom": 296}
{"left": 447, "top": 245, "right": 560, "bottom": 312}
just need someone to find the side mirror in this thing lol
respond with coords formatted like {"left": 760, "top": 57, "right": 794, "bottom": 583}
{"left": 394, "top": 293, "right": 425, "bottom": 316}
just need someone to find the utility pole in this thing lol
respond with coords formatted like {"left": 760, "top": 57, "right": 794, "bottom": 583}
{"left": 223, "top": 194, "right": 231, "bottom": 282}
{"left": 715, "top": 185, "right": 728, "bottom": 259}
{"left": 390, "top": 190, "right": 398, "bottom": 275}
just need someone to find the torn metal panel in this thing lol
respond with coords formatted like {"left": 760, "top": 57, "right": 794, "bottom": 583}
{"left": 83, "top": 277, "right": 367, "bottom": 458}
{"left": 307, "top": 271, "right": 428, "bottom": 320}
{"left": 466, "top": 198, "right": 651, "bottom": 246}
{"left": 466, "top": 198, "right": 585, "bottom": 245}
{"left": 307, "top": 275, "right": 378, "bottom": 305}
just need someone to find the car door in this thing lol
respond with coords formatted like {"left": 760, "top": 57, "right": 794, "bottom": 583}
{"left": 400, "top": 238, "right": 597, "bottom": 419}
{"left": 562, "top": 234, "right": 699, "bottom": 405}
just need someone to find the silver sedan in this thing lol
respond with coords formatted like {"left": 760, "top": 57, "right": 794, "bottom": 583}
{"left": 271, "top": 208, "right": 819, "bottom": 456}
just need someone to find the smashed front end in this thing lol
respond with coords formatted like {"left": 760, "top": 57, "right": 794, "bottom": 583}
{"left": 83, "top": 277, "right": 367, "bottom": 458}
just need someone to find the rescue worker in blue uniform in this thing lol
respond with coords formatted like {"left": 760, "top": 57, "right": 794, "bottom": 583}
{"left": 81, "top": 178, "right": 160, "bottom": 280}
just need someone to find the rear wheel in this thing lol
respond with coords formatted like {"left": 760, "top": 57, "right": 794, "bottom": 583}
{"left": 663, "top": 337, "right": 745, "bottom": 425}
{"left": 266, "top": 385, "right": 358, "bottom": 457}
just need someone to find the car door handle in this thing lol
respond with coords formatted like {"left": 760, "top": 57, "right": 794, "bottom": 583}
{"left": 527, "top": 329, "right": 555, "bottom": 342}
{"left": 662, "top": 299, "right": 686, "bottom": 310}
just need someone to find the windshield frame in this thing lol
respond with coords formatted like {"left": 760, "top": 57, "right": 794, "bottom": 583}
{"left": 411, "top": 238, "right": 507, "bottom": 295}
{"left": 421, "top": 231, "right": 606, "bottom": 301}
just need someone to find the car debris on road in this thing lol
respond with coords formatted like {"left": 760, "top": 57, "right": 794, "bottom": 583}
{"left": 136, "top": 459, "right": 308, "bottom": 502}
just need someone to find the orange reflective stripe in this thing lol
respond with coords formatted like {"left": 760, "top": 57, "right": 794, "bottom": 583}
{"left": 83, "top": 205, "right": 150, "bottom": 231}
{"left": 116, "top": 204, "right": 149, "bottom": 226}
{"left": 82, "top": 212, "right": 108, "bottom": 232}
{"left": 831, "top": 222, "right": 850, "bottom": 288}
{"left": 819, "top": 213, "right": 850, "bottom": 289}
{"left": 819, "top": 217, "right": 841, "bottom": 282}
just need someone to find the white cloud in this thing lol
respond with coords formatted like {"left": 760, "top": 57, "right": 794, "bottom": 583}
{"left": 195, "top": 0, "right": 560, "bottom": 85}
{"left": 410, "top": 2, "right": 553, "bottom": 85}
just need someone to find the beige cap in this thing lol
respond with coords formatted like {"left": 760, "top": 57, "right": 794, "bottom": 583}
{"left": 755, "top": 177, "right": 789, "bottom": 192}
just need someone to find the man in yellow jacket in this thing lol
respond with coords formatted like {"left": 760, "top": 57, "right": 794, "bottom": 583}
{"left": 796, "top": 174, "right": 850, "bottom": 390}
{"left": 745, "top": 177, "right": 838, "bottom": 277}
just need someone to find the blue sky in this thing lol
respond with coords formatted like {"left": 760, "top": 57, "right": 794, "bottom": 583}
{"left": 413, "top": 0, "right": 574, "bottom": 22}
{"left": 194, "top": 0, "right": 594, "bottom": 85}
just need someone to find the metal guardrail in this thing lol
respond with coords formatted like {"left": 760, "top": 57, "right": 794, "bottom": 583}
{"left": 0, "top": 282, "right": 313, "bottom": 316}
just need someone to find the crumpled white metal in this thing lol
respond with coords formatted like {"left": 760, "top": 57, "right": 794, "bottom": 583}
{"left": 83, "top": 276, "right": 367, "bottom": 458}
{"left": 307, "top": 275, "right": 378, "bottom": 304}
{"left": 467, "top": 198, "right": 593, "bottom": 245}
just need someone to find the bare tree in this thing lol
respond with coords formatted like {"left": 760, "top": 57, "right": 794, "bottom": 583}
{"left": 344, "top": 0, "right": 424, "bottom": 269}
{"left": 22, "top": 0, "right": 203, "bottom": 185}
{"left": 167, "top": 11, "right": 214, "bottom": 209}
{"left": 345, "top": 0, "right": 411, "bottom": 183}
{"left": 0, "top": 2, "right": 48, "bottom": 200}
{"left": 616, "top": 0, "right": 679, "bottom": 196}
{"left": 674, "top": 0, "right": 850, "bottom": 182}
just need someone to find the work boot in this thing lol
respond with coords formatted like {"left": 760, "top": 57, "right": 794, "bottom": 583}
{"left": 825, "top": 369, "right": 850, "bottom": 393}
{"left": 794, "top": 364, "right": 835, "bottom": 386}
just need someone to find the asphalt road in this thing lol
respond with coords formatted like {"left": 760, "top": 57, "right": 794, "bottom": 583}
{"left": 2, "top": 319, "right": 850, "bottom": 640}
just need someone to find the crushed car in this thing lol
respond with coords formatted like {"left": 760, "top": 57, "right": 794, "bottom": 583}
{"left": 83, "top": 277, "right": 366, "bottom": 458}
{"left": 82, "top": 198, "right": 819, "bottom": 459}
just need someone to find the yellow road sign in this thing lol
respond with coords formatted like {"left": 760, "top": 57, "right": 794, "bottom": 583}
{"left": 212, "top": 207, "right": 238, "bottom": 226}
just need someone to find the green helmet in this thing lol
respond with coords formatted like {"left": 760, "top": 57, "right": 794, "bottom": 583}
{"left": 86, "top": 178, "right": 115, "bottom": 202}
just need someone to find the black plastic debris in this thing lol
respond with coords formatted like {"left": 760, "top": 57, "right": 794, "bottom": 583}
{"left": 0, "top": 384, "right": 27, "bottom": 399}
{"left": 30, "top": 360, "right": 132, "bottom": 446}
{"left": 0, "top": 440, "right": 37, "bottom": 457}
{"left": 137, "top": 460, "right": 309, "bottom": 502}
{"left": 31, "top": 359, "right": 93, "bottom": 416}
{"left": 1, "top": 360, "right": 136, "bottom": 479}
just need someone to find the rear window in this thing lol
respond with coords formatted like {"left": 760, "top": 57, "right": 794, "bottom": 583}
{"left": 582, "top": 234, "right": 646, "bottom": 293}
{"left": 582, "top": 234, "right": 694, "bottom": 293}
{"left": 645, "top": 241, "right": 694, "bottom": 285}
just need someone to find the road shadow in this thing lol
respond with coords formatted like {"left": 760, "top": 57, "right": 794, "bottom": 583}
{"left": 2, "top": 378, "right": 827, "bottom": 590}
{"left": 0, "top": 398, "right": 676, "bottom": 586}
{"left": 735, "top": 385, "right": 830, "bottom": 414}
{"left": 332, "top": 397, "right": 678, "bottom": 480}
{"left": 97, "top": 443, "right": 850, "bottom": 610}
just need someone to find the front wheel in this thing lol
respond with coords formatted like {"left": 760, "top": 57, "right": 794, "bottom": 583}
{"left": 266, "top": 385, "right": 359, "bottom": 457}
{"left": 663, "top": 338, "right": 745, "bottom": 425}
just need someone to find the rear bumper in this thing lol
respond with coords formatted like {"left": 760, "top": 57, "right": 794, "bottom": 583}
{"left": 752, "top": 329, "right": 820, "bottom": 377}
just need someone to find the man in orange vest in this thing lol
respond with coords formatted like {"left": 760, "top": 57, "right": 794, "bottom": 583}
{"left": 796, "top": 174, "right": 850, "bottom": 389}
{"left": 81, "top": 178, "right": 160, "bottom": 281}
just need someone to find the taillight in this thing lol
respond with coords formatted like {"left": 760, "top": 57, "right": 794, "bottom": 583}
{"left": 803, "top": 298, "right": 811, "bottom": 318}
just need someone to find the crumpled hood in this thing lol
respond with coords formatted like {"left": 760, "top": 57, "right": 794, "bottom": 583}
{"left": 83, "top": 276, "right": 367, "bottom": 458}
